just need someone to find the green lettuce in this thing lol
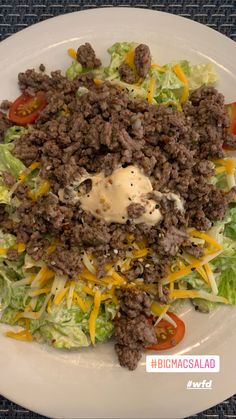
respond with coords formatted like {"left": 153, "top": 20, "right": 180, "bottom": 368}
{"left": 211, "top": 236, "right": 236, "bottom": 305}
{"left": 0, "top": 143, "right": 25, "bottom": 178}
{"left": 188, "top": 63, "right": 219, "bottom": 91}
{"left": 0, "top": 180, "right": 11, "bottom": 204}
{"left": 0, "top": 276, "right": 12, "bottom": 310}
{"left": 34, "top": 323, "right": 90, "bottom": 349}
{"left": 66, "top": 61, "right": 83, "bottom": 80}
{"left": 4, "top": 126, "right": 28, "bottom": 144}
{"left": 0, "top": 230, "right": 16, "bottom": 251}
{"left": 104, "top": 42, "right": 137, "bottom": 79}
{"left": 0, "top": 272, "right": 116, "bottom": 349}
{"left": 224, "top": 205, "right": 236, "bottom": 240}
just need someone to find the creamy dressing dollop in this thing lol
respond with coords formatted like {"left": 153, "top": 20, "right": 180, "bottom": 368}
{"left": 78, "top": 165, "right": 184, "bottom": 226}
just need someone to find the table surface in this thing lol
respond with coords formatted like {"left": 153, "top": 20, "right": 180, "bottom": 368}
{"left": 0, "top": 1, "right": 236, "bottom": 418}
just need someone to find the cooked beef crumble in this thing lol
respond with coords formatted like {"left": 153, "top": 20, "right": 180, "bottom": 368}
{"left": 114, "top": 289, "right": 157, "bottom": 370}
{"left": 76, "top": 42, "right": 101, "bottom": 69}
{"left": 1, "top": 43, "right": 235, "bottom": 370}
{"left": 119, "top": 63, "right": 136, "bottom": 84}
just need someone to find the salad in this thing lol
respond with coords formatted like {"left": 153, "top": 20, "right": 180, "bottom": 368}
{"left": 0, "top": 41, "right": 236, "bottom": 370}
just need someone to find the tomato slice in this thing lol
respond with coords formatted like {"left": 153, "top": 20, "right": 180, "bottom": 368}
{"left": 8, "top": 91, "right": 47, "bottom": 125}
{"left": 146, "top": 312, "right": 185, "bottom": 351}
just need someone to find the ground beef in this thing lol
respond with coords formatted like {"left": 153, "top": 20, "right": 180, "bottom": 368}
{"left": 223, "top": 133, "right": 236, "bottom": 149}
{"left": 114, "top": 314, "right": 157, "bottom": 370}
{"left": 127, "top": 203, "right": 145, "bottom": 219}
{"left": 77, "top": 43, "right": 101, "bottom": 69}
{"left": 158, "top": 227, "right": 188, "bottom": 257}
{"left": 0, "top": 100, "right": 12, "bottom": 110}
{"left": 185, "top": 244, "right": 204, "bottom": 258}
{"left": 26, "top": 232, "right": 49, "bottom": 261}
{"left": 0, "top": 111, "right": 12, "bottom": 141}
{"left": 134, "top": 44, "right": 151, "bottom": 77}
{"left": 45, "top": 245, "right": 83, "bottom": 277}
{"left": 39, "top": 63, "right": 45, "bottom": 72}
{"left": 116, "top": 288, "right": 151, "bottom": 318}
{"left": 114, "top": 289, "right": 157, "bottom": 369}
{"left": 115, "top": 344, "right": 142, "bottom": 371}
{"left": 2, "top": 171, "right": 15, "bottom": 187}
{"left": 119, "top": 63, "right": 136, "bottom": 84}
{"left": 6, "top": 248, "right": 18, "bottom": 261}
{"left": 143, "top": 257, "right": 169, "bottom": 282}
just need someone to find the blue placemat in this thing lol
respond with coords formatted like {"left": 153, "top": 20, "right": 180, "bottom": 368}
{"left": 0, "top": 1, "right": 236, "bottom": 418}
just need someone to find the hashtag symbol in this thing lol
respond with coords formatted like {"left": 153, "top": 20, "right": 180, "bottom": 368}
{"left": 187, "top": 380, "right": 192, "bottom": 389}
{"left": 151, "top": 358, "right": 157, "bottom": 369}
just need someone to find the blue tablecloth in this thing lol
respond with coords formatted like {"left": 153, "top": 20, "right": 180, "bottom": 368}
{"left": 0, "top": 1, "right": 236, "bottom": 418}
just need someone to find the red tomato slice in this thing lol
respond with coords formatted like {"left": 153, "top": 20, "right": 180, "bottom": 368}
{"left": 8, "top": 91, "right": 47, "bottom": 125}
{"left": 146, "top": 312, "right": 185, "bottom": 351}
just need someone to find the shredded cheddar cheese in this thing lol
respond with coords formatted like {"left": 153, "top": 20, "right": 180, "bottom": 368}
{"left": 189, "top": 230, "right": 222, "bottom": 251}
{"left": 173, "top": 64, "right": 189, "bottom": 103}
{"left": 151, "top": 301, "right": 170, "bottom": 317}
{"left": 93, "top": 79, "right": 103, "bottom": 86}
{"left": 214, "top": 159, "right": 235, "bottom": 176}
{"left": 18, "top": 162, "right": 40, "bottom": 183}
{"left": 28, "top": 180, "right": 51, "bottom": 201}
{"left": 147, "top": 78, "right": 155, "bottom": 104}
{"left": 53, "top": 287, "right": 69, "bottom": 305}
{"left": 150, "top": 64, "right": 166, "bottom": 73}
{"left": 124, "top": 49, "right": 135, "bottom": 68}
{"left": 203, "top": 263, "right": 218, "bottom": 295}
{"left": 5, "top": 329, "right": 33, "bottom": 342}
{"left": 73, "top": 291, "right": 87, "bottom": 312}
{"left": 132, "top": 248, "right": 148, "bottom": 258}
{"left": 89, "top": 290, "right": 101, "bottom": 345}
{"left": 172, "top": 289, "right": 228, "bottom": 304}
{"left": 67, "top": 48, "right": 77, "bottom": 59}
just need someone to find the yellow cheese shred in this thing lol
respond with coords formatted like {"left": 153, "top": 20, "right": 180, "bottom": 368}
{"left": 73, "top": 291, "right": 87, "bottom": 312}
{"left": 214, "top": 159, "right": 235, "bottom": 176}
{"left": 147, "top": 78, "right": 155, "bottom": 104}
{"left": 29, "top": 287, "right": 51, "bottom": 297}
{"left": 151, "top": 301, "right": 170, "bottom": 317}
{"left": 0, "top": 242, "right": 26, "bottom": 255}
{"left": 28, "top": 180, "right": 51, "bottom": 201}
{"left": 124, "top": 49, "right": 135, "bottom": 68}
{"left": 18, "top": 162, "right": 41, "bottom": 183}
{"left": 150, "top": 64, "right": 166, "bottom": 73}
{"left": 189, "top": 230, "right": 222, "bottom": 251}
{"left": 132, "top": 248, "right": 148, "bottom": 258}
{"left": 53, "top": 287, "right": 69, "bottom": 305}
{"left": 5, "top": 329, "right": 33, "bottom": 342}
{"left": 172, "top": 289, "right": 228, "bottom": 304}
{"left": 89, "top": 290, "right": 101, "bottom": 345}
{"left": 203, "top": 263, "right": 218, "bottom": 295}
{"left": 173, "top": 64, "right": 189, "bottom": 103}
{"left": 93, "top": 79, "right": 103, "bottom": 86}
{"left": 67, "top": 48, "right": 77, "bottom": 59}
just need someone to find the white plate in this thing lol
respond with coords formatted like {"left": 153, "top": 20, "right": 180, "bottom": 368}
{"left": 0, "top": 7, "right": 236, "bottom": 419}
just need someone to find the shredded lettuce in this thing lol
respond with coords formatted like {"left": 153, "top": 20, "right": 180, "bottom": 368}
{"left": 0, "top": 269, "right": 116, "bottom": 349}
{"left": 4, "top": 126, "right": 28, "bottom": 144}
{"left": 0, "top": 230, "right": 16, "bottom": 251}
{"left": 0, "top": 180, "right": 11, "bottom": 204}
{"left": 66, "top": 61, "right": 83, "bottom": 80}
{"left": 224, "top": 205, "right": 236, "bottom": 240}
{"left": 188, "top": 63, "right": 219, "bottom": 91}
{"left": 104, "top": 42, "right": 136, "bottom": 79}
{"left": 0, "top": 143, "right": 25, "bottom": 178}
